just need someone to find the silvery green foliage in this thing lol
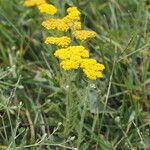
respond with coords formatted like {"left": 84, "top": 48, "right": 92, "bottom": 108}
{"left": 87, "top": 83, "right": 116, "bottom": 114}
{"left": 88, "top": 84, "right": 99, "bottom": 114}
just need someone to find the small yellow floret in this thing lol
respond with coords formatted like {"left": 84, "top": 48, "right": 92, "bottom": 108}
{"left": 71, "top": 21, "right": 82, "bottom": 31}
{"left": 45, "top": 37, "right": 71, "bottom": 47}
{"left": 42, "top": 19, "right": 69, "bottom": 32}
{"left": 24, "top": 0, "right": 46, "bottom": 7}
{"left": 74, "top": 30, "right": 96, "bottom": 41}
{"left": 38, "top": 3, "right": 57, "bottom": 15}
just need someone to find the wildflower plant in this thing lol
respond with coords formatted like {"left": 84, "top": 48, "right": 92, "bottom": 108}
{"left": 23, "top": 0, "right": 106, "bottom": 148}
{"left": 1, "top": 0, "right": 149, "bottom": 149}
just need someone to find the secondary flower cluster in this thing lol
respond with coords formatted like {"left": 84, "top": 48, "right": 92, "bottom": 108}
{"left": 24, "top": 0, "right": 57, "bottom": 15}
{"left": 24, "top": 0, "right": 105, "bottom": 80}
{"left": 45, "top": 37, "right": 71, "bottom": 47}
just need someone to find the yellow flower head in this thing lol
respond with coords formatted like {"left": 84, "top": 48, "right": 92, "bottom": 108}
{"left": 74, "top": 30, "right": 96, "bottom": 41}
{"left": 80, "top": 59, "right": 105, "bottom": 80}
{"left": 60, "top": 59, "right": 80, "bottom": 70}
{"left": 83, "top": 69, "right": 103, "bottom": 80}
{"left": 24, "top": 0, "right": 46, "bottom": 7}
{"left": 54, "top": 46, "right": 89, "bottom": 70}
{"left": 45, "top": 36, "right": 71, "bottom": 47}
{"left": 37, "top": 3, "right": 57, "bottom": 15}
{"left": 42, "top": 19, "right": 69, "bottom": 32}
{"left": 81, "top": 59, "right": 105, "bottom": 70}
{"left": 54, "top": 46, "right": 89, "bottom": 60}
{"left": 63, "top": 7, "right": 81, "bottom": 23}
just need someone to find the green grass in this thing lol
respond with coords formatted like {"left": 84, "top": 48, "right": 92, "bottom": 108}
{"left": 0, "top": 0, "right": 150, "bottom": 149}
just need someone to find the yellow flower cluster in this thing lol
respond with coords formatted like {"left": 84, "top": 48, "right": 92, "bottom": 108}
{"left": 74, "top": 30, "right": 96, "bottom": 41}
{"left": 45, "top": 37, "right": 71, "bottom": 47}
{"left": 24, "top": 2, "right": 105, "bottom": 80}
{"left": 54, "top": 46, "right": 89, "bottom": 60}
{"left": 63, "top": 7, "right": 81, "bottom": 23}
{"left": 54, "top": 46, "right": 89, "bottom": 70}
{"left": 24, "top": 0, "right": 46, "bottom": 7}
{"left": 63, "top": 7, "right": 96, "bottom": 41}
{"left": 37, "top": 3, "right": 57, "bottom": 15}
{"left": 24, "top": 0, "right": 57, "bottom": 15}
{"left": 41, "top": 7, "right": 81, "bottom": 32}
{"left": 81, "top": 59, "right": 105, "bottom": 80}
{"left": 54, "top": 46, "right": 104, "bottom": 80}
{"left": 60, "top": 59, "right": 81, "bottom": 70}
{"left": 42, "top": 19, "right": 69, "bottom": 32}
{"left": 63, "top": 7, "right": 81, "bottom": 31}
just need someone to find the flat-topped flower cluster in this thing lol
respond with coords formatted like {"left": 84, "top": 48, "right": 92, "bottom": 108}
{"left": 24, "top": 0, "right": 105, "bottom": 80}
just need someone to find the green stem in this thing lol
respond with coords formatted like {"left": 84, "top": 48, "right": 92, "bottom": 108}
{"left": 77, "top": 84, "right": 89, "bottom": 148}
{"left": 64, "top": 72, "right": 72, "bottom": 137}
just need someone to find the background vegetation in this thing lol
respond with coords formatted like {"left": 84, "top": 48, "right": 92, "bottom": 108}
{"left": 0, "top": 0, "right": 150, "bottom": 149}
